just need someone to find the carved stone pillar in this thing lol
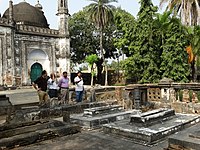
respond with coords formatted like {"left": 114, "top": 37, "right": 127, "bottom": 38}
{"left": 0, "top": 37, "right": 2, "bottom": 85}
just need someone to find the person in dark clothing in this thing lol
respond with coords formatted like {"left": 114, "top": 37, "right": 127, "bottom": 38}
{"left": 32, "top": 70, "right": 49, "bottom": 106}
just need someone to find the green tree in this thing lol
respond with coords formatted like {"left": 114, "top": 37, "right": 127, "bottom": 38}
{"left": 86, "top": 0, "right": 118, "bottom": 85}
{"left": 160, "top": 18, "right": 190, "bottom": 82}
{"left": 69, "top": 10, "right": 98, "bottom": 63}
{"left": 187, "top": 25, "right": 200, "bottom": 81}
{"left": 113, "top": 8, "right": 136, "bottom": 56}
{"left": 69, "top": 8, "right": 119, "bottom": 84}
{"left": 85, "top": 54, "right": 99, "bottom": 86}
{"left": 123, "top": 0, "right": 190, "bottom": 83}
{"left": 124, "top": 0, "right": 160, "bottom": 83}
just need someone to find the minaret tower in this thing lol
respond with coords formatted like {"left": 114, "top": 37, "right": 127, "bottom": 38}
{"left": 8, "top": 0, "right": 14, "bottom": 26}
{"left": 57, "top": 0, "right": 70, "bottom": 79}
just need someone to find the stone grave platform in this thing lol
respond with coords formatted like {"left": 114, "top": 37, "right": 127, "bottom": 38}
{"left": 103, "top": 108, "right": 200, "bottom": 145}
{"left": 0, "top": 102, "right": 110, "bottom": 149}
{"left": 167, "top": 122, "right": 200, "bottom": 150}
{"left": 70, "top": 105, "right": 138, "bottom": 128}
{"left": 7, "top": 102, "right": 107, "bottom": 124}
{"left": 130, "top": 108, "right": 175, "bottom": 127}
{"left": 0, "top": 119, "right": 80, "bottom": 149}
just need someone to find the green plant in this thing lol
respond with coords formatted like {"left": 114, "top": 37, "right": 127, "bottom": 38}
{"left": 175, "top": 90, "right": 179, "bottom": 100}
{"left": 179, "top": 90, "right": 183, "bottom": 101}
{"left": 85, "top": 54, "right": 99, "bottom": 86}
{"left": 197, "top": 91, "right": 200, "bottom": 102}
{"left": 189, "top": 90, "right": 193, "bottom": 102}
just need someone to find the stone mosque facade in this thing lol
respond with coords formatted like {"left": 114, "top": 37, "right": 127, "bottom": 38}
{"left": 0, "top": 0, "right": 70, "bottom": 86}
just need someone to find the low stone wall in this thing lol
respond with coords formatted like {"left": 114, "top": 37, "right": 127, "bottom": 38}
{"left": 69, "top": 86, "right": 133, "bottom": 110}
{"left": 125, "top": 82, "right": 200, "bottom": 114}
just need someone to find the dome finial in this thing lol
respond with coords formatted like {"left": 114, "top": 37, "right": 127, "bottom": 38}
{"left": 35, "top": 0, "right": 43, "bottom": 10}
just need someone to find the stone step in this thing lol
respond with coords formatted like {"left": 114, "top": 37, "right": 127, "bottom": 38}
{"left": 0, "top": 120, "right": 43, "bottom": 132}
{"left": 130, "top": 108, "right": 175, "bottom": 127}
{"left": 0, "top": 120, "right": 80, "bottom": 149}
{"left": 0, "top": 120, "right": 59, "bottom": 139}
{"left": 83, "top": 105, "right": 123, "bottom": 117}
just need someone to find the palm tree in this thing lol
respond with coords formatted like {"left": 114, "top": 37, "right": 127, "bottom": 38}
{"left": 186, "top": 26, "right": 200, "bottom": 81}
{"left": 86, "top": 0, "right": 118, "bottom": 86}
{"left": 154, "top": 11, "right": 172, "bottom": 45}
{"left": 160, "top": 0, "right": 200, "bottom": 25}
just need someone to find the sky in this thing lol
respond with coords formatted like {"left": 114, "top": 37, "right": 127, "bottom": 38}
{"left": 0, "top": 0, "right": 162, "bottom": 29}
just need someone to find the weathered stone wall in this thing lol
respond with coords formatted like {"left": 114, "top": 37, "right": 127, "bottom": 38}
{"left": 125, "top": 83, "right": 200, "bottom": 114}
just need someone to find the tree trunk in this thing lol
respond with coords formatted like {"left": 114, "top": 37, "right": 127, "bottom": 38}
{"left": 99, "top": 27, "right": 107, "bottom": 86}
{"left": 194, "top": 0, "right": 200, "bottom": 25}
{"left": 191, "top": 56, "right": 198, "bottom": 82}
{"left": 91, "top": 64, "right": 94, "bottom": 86}
{"left": 96, "top": 58, "right": 103, "bottom": 84}
{"left": 105, "top": 63, "right": 108, "bottom": 86}
{"left": 194, "top": 56, "right": 198, "bottom": 82}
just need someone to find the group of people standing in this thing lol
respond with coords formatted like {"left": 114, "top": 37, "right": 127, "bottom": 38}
{"left": 32, "top": 70, "right": 84, "bottom": 107}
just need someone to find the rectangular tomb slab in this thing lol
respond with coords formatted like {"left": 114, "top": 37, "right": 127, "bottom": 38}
{"left": 83, "top": 105, "right": 123, "bottom": 117}
{"left": 168, "top": 122, "right": 200, "bottom": 150}
{"left": 0, "top": 120, "right": 81, "bottom": 149}
{"left": 71, "top": 108, "right": 139, "bottom": 129}
{"left": 130, "top": 108, "right": 175, "bottom": 127}
{"left": 103, "top": 110, "right": 200, "bottom": 145}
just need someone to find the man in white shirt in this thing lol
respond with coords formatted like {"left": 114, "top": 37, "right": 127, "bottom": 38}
{"left": 47, "top": 73, "right": 58, "bottom": 98}
{"left": 74, "top": 71, "right": 84, "bottom": 103}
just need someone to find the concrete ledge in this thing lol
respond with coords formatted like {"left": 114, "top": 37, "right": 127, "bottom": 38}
{"left": 168, "top": 122, "right": 200, "bottom": 150}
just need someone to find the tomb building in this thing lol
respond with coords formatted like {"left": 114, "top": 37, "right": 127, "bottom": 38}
{"left": 0, "top": 0, "right": 70, "bottom": 86}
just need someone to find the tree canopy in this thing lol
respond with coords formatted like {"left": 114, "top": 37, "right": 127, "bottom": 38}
{"left": 69, "top": 0, "right": 193, "bottom": 84}
{"left": 123, "top": 0, "right": 190, "bottom": 83}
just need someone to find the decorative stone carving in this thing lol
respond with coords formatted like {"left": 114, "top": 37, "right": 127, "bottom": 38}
{"left": 7, "top": 47, "right": 12, "bottom": 58}
{"left": 182, "top": 89, "right": 190, "bottom": 102}
{"left": 15, "top": 67, "right": 20, "bottom": 76}
{"left": 6, "top": 71, "right": 12, "bottom": 85}
{"left": 169, "top": 88, "right": 176, "bottom": 102}
{"left": 148, "top": 88, "right": 161, "bottom": 101}
{"left": 192, "top": 92, "right": 198, "bottom": 103}
{"left": 15, "top": 48, "right": 20, "bottom": 55}
{"left": 15, "top": 57, "right": 20, "bottom": 65}
{"left": 55, "top": 51, "right": 60, "bottom": 58}
{"left": 7, "top": 59, "right": 12, "bottom": 68}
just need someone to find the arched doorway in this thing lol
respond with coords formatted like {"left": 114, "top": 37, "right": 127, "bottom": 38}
{"left": 30, "top": 63, "right": 43, "bottom": 82}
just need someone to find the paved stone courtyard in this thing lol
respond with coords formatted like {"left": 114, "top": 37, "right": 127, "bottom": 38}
{"left": 0, "top": 88, "right": 168, "bottom": 150}
{"left": 1, "top": 87, "right": 200, "bottom": 150}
